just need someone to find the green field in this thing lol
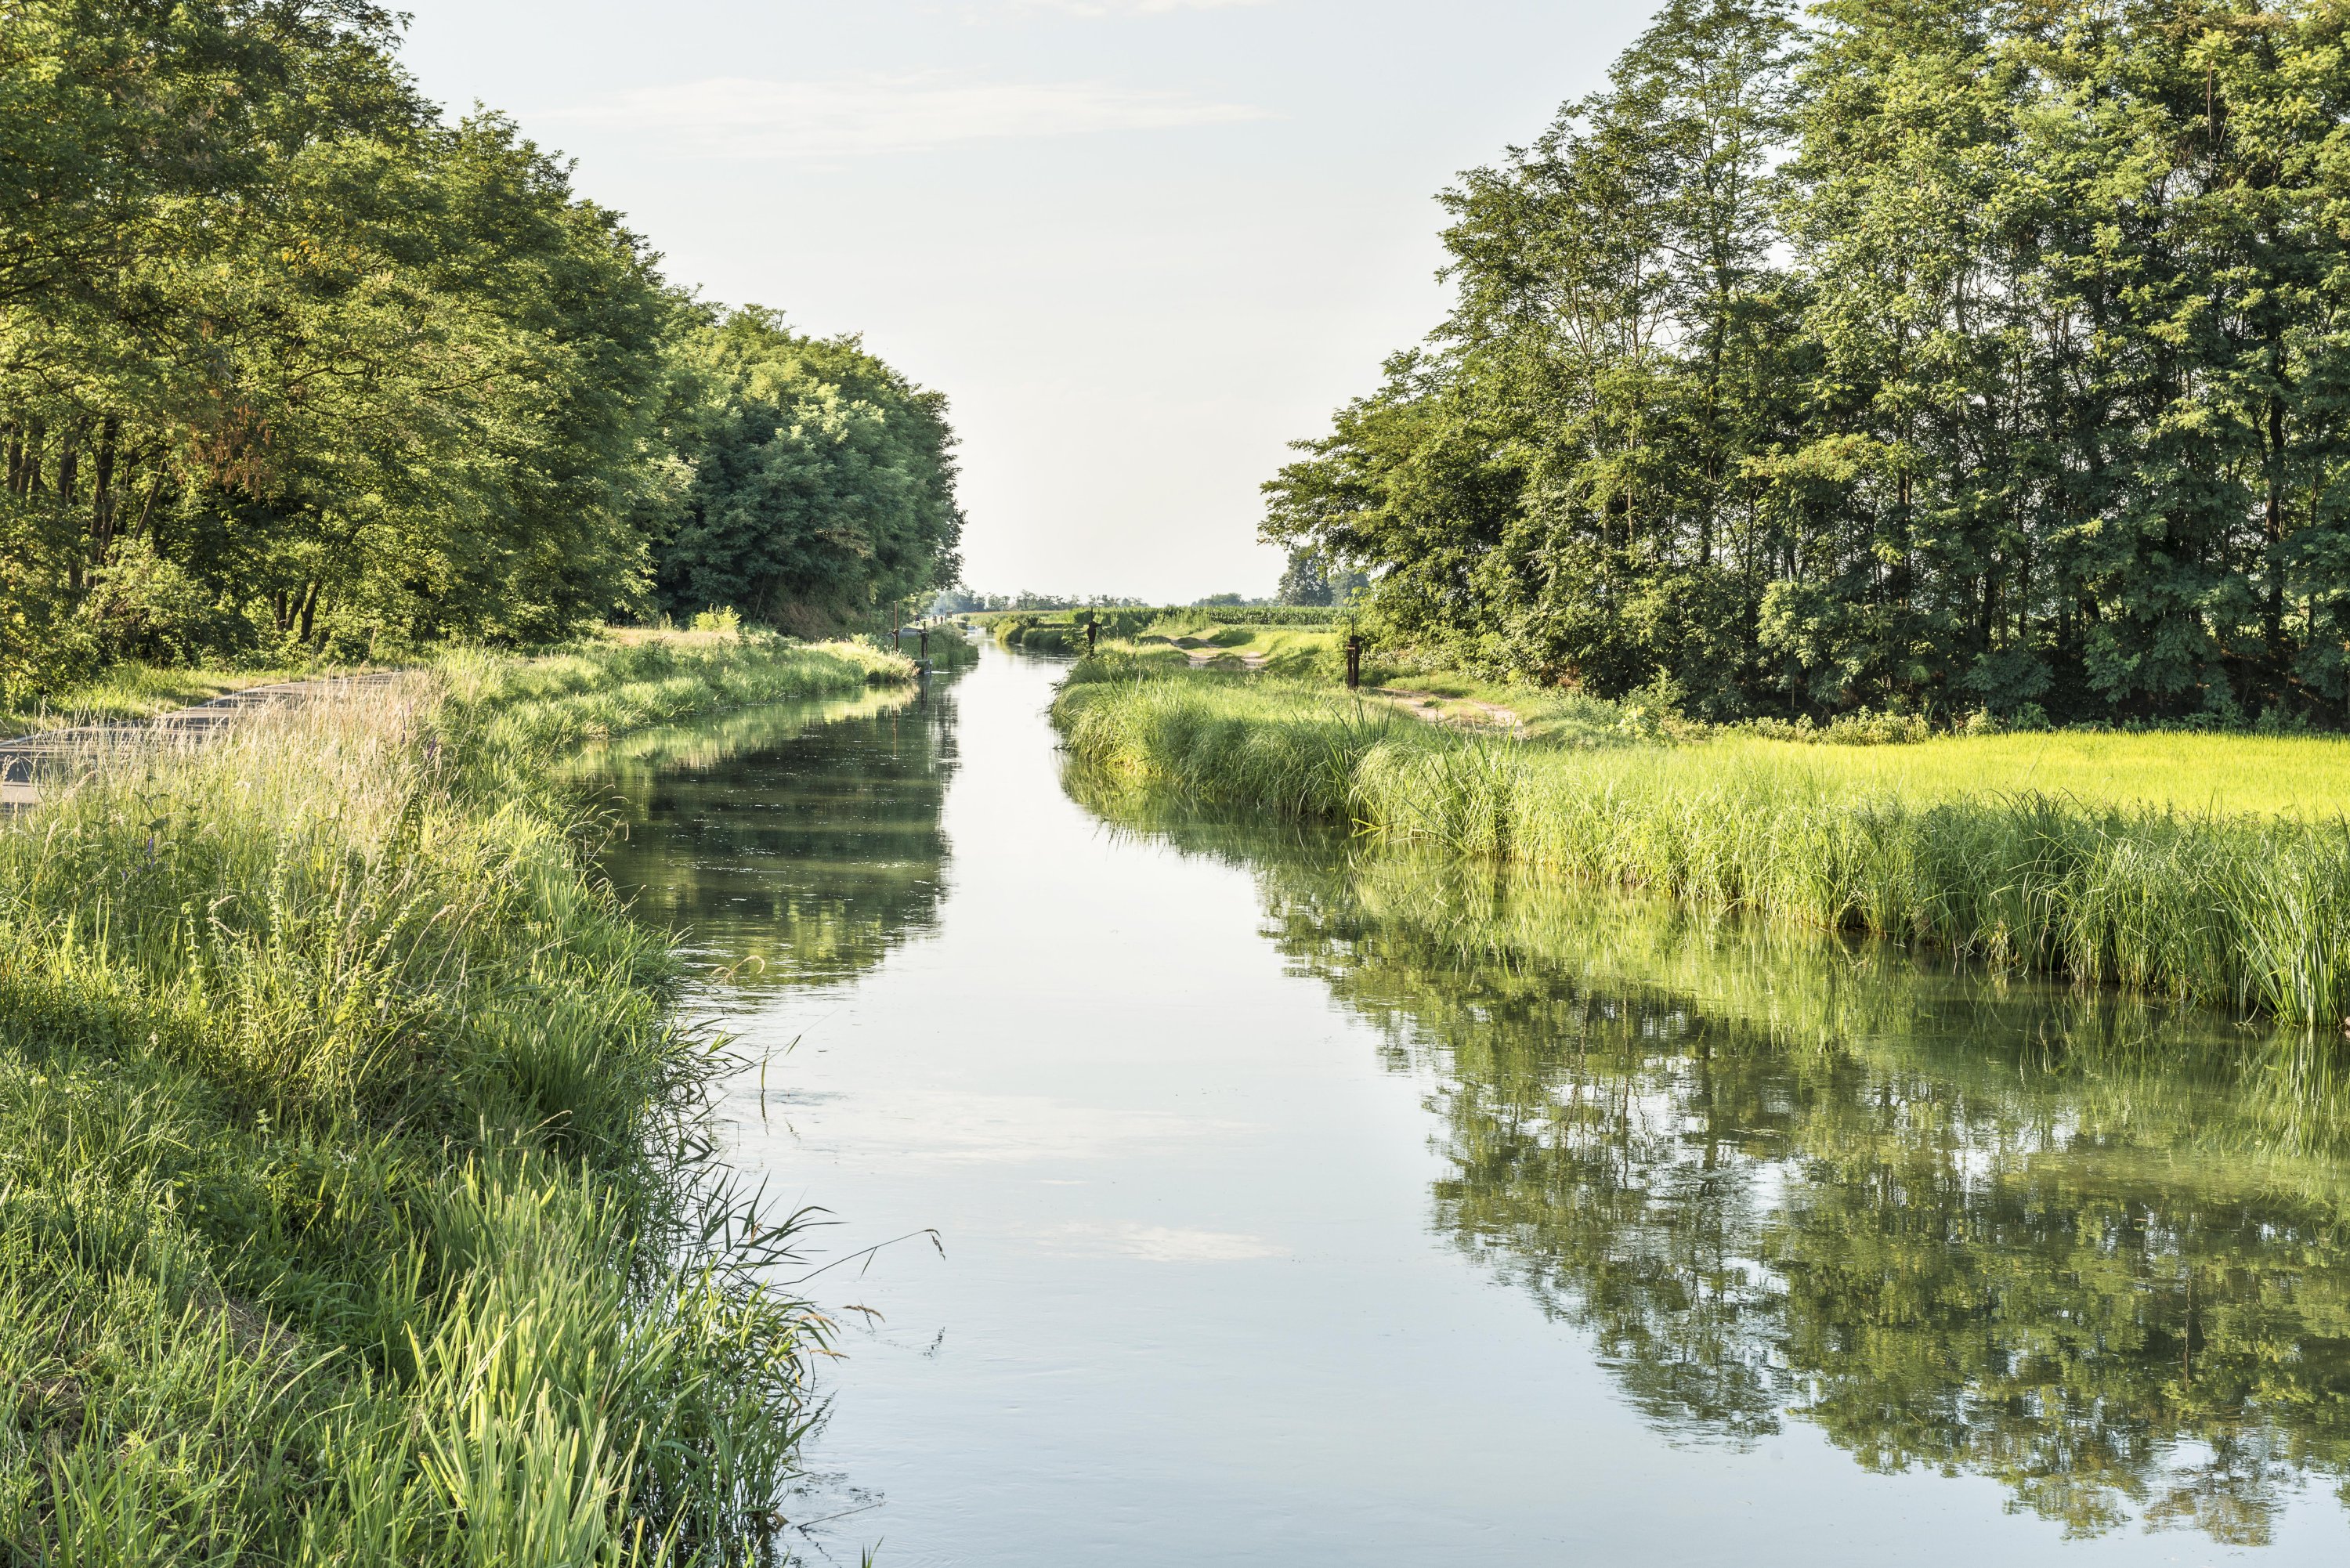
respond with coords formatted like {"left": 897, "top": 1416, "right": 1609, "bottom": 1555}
{"left": 1723, "top": 729, "right": 2350, "bottom": 819}
{"left": 1058, "top": 619, "right": 2350, "bottom": 818}
{"left": 1036, "top": 620, "right": 1643, "bottom": 744}
{"left": 0, "top": 632, "right": 904, "bottom": 1560}
{"left": 973, "top": 605, "right": 1343, "bottom": 655}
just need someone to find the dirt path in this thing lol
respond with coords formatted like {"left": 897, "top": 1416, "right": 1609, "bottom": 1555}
{"left": 1168, "top": 636, "right": 1270, "bottom": 670}
{"left": 1372, "top": 687, "right": 1524, "bottom": 732}
{"left": 0, "top": 672, "right": 404, "bottom": 807}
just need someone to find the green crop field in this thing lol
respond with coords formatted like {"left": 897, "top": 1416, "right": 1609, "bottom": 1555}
{"left": 1724, "top": 729, "right": 2350, "bottom": 820}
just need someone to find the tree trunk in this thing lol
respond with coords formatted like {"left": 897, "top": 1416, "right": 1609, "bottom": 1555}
{"left": 58, "top": 430, "right": 81, "bottom": 594}
{"left": 2264, "top": 380, "right": 2287, "bottom": 695}
{"left": 90, "top": 414, "right": 120, "bottom": 564}
{"left": 134, "top": 467, "right": 164, "bottom": 546}
{"left": 297, "top": 580, "right": 321, "bottom": 645}
{"left": 22, "top": 418, "right": 46, "bottom": 497}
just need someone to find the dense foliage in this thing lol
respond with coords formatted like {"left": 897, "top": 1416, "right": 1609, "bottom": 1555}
{"left": 0, "top": 0, "right": 960, "bottom": 704}
{"left": 1267, "top": 0, "right": 2350, "bottom": 724}
{"left": 654, "top": 309, "right": 963, "bottom": 630}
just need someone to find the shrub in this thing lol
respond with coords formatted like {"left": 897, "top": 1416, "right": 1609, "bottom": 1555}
{"left": 76, "top": 540, "right": 248, "bottom": 667}
{"left": 1744, "top": 707, "right": 1931, "bottom": 746}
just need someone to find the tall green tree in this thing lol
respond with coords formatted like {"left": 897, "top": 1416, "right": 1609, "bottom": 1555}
{"left": 653, "top": 307, "right": 963, "bottom": 627}
{"left": 1268, "top": 0, "right": 2350, "bottom": 727}
{"left": 1267, "top": 0, "right": 1800, "bottom": 714}
{"left": 1, "top": 2, "right": 962, "bottom": 699}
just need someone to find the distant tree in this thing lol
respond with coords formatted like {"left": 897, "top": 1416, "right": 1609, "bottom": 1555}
{"left": 1278, "top": 549, "right": 1333, "bottom": 606}
{"left": 1278, "top": 548, "right": 1372, "bottom": 608}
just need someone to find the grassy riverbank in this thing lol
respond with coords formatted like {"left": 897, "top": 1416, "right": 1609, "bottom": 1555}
{"left": 0, "top": 664, "right": 326, "bottom": 737}
{"left": 1053, "top": 664, "right": 2350, "bottom": 1028}
{"left": 0, "top": 632, "right": 902, "bottom": 1561}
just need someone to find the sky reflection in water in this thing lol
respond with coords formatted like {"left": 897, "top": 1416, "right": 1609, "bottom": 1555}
{"left": 592, "top": 645, "right": 2350, "bottom": 1566}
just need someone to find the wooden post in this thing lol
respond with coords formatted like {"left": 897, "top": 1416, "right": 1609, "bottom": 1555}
{"left": 1345, "top": 634, "right": 1362, "bottom": 690}
{"left": 1086, "top": 619, "right": 1098, "bottom": 655}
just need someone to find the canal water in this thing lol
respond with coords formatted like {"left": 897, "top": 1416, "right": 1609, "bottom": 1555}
{"left": 597, "top": 644, "right": 2350, "bottom": 1566}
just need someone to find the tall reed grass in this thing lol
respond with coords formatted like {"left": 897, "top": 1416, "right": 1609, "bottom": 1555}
{"left": 1054, "top": 672, "right": 2350, "bottom": 1028}
{"left": 0, "top": 634, "right": 888, "bottom": 1563}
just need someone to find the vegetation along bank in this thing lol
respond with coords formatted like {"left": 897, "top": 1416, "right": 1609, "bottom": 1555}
{"left": 0, "top": 631, "right": 906, "bottom": 1559}
{"left": 1052, "top": 638, "right": 2350, "bottom": 1031}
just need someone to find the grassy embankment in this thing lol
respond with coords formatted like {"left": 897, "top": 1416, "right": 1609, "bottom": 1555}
{"left": 0, "top": 631, "right": 907, "bottom": 1563}
{"left": 1052, "top": 649, "right": 2350, "bottom": 1029}
{"left": 906, "top": 623, "right": 981, "bottom": 672}
{"left": 0, "top": 619, "right": 962, "bottom": 739}
{"left": 1003, "top": 611, "right": 1622, "bottom": 741}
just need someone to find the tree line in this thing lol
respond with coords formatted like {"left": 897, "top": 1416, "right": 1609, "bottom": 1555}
{"left": 0, "top": 0, "right": 961, "bottom": 703}
{"left": 1267, "top": 0, "right": 2350, "bottom": 724}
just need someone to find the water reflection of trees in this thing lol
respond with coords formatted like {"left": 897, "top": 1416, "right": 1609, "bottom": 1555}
{"left": 1074, "top": 779, "right": 2350, "bottom": 1545}
{"left": 594, "top": 683, "right": 956, "bottom": 992}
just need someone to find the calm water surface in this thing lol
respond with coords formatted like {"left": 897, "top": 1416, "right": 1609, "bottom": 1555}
{"left": 598, "top": 645, "right": 2350, "bottom": 1566}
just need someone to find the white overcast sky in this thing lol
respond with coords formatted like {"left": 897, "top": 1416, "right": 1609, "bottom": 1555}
{"left": 392, "top": 0, "right": 1655, "bottom": 602}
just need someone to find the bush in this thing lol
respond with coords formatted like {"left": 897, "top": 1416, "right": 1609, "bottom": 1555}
{"left": 1744, "top": 706, "right": 1931, "bottom": 746}
{"left": 78, "top": 541, "right": 249, "bottom": 667}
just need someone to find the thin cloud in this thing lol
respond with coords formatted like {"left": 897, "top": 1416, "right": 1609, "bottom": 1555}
{"left": 1007, "top": 0, "right": 1274, "bottom": 14}
{"left": 544, "top": 73, "right": 1269, "bottom": 160}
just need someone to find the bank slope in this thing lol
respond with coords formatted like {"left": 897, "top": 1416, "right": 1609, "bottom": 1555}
{"left": 0, "top": 633, "right": 903, "bottom": 1563}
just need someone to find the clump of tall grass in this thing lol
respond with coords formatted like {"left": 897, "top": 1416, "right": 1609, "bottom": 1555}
{"left": 0, "top": 645, "right": 847, "bottom": 1561}
{"left": 1057, "top": 670, "right": 1393, "bottom": 816}
{"left": 1055, "top": 674, "right": 2350, "bottom": 1028}
{"left": 1741, "top": 706, "right": 1931, "bottom": 745}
